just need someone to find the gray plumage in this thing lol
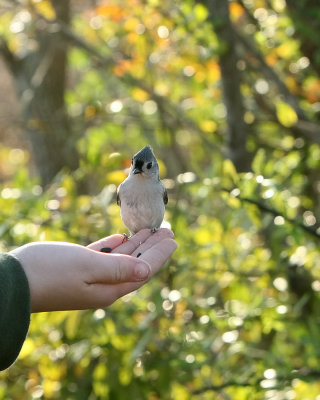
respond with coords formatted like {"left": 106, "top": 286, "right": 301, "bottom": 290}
{"left": 117, "top": 145, "right": 167, "bottom": 235}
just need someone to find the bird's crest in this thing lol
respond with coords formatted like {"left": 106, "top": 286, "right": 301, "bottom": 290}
{"left": 133, "top": 145, "right": 155, "bottom": 161}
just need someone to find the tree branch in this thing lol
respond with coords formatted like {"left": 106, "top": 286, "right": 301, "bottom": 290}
{"left": 293, "top": 120, "right": 320, "bottom": 144}
{"left": 232, "top": 19, "right": 320, "bottom": 144}
{"left": 233, "top": 28, "right": 304, "bottom": 118}
{"left": 0, "top": 36, "right": 19, "bottom": 72}
{"left": 222, "top": 188, "right": 320, "bottom": 239}
{"left": 192, "top": 369, "right": 320, "bottom": 394}
{"left": 24, "top": 5, "right": 114, "bottom": 68}
{"left": 252, "top": 88, "right": 320, "bottom": 144}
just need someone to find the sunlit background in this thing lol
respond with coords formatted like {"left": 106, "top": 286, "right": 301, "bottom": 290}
{"left": 0, "top": 0, "right": 320, "bottom": 398}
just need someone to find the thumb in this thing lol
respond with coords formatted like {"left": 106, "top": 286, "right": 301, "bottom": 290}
{"left": 86, "top": 251, "right": 151, "bottom": 284}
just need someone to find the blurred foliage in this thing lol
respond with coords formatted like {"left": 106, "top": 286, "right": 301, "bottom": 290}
{"left": 0, "top": 0, "right": 320, "bottom": 399}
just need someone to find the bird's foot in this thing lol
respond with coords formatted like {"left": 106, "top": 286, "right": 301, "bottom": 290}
{"left": 122, "top": 233, "right": 129, "bottom": 243}
{"left": 151, "top": 227, "right": 159, "bottom": 233}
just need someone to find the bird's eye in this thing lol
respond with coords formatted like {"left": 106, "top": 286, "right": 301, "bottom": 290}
{"left": 131, "top": 158, "right": 133, "bottom": 165}
{"left": 147, "top": 162, "right": 152, "bottom": 169}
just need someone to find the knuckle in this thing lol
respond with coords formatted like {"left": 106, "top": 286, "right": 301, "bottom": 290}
{"left": 114, "top": 258, "right": 127, "bottom": 282}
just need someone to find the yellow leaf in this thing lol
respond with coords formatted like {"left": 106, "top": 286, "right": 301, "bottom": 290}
{"left": 127, "top": 32, "right": 139, "bottom": 44}
{"left": 276, "top": 42, "right": 298, "bottom": 58}
{"left": 43, "top": 379, "right": 61, "bottom": 398}
{"left": 39, "top": 363, "right": 66, "bottom": 381}
{"left": 107, "top": 170, "right": 127, "bottom": 184}
{"left": 19, "top": 337, "right": 35, "bottom": 359}
{"left": 124, "top": 17, "right": 140, "bottom": 31}
{"left": 207, "top": 61, "right": 221, "bottom": 82}
{"left": 195, "top": 69, "right": 206, "bottom": 83}
{"left": 276, "top": 101, "right": 298, "bottom": 127}
{"left": 228, "top": 196, "right": 241, "bottom": 209}
{"left": 195, "top": 229, "right": 212, "bottom": 245}
{"left": 201, "top": 364, "right": 211, "bottom": 378}
{"left": 171, "top": 383, "right": 190, "bottom": 400}
{"left": 200, "top": 120, "right": 217, "bottom": 133}
{"left": 244, "top": 111, "right": 255, "bottom": 124}
{"left": 105, "top": 318, "right": 116, "bottom": 335}
{"left": 158, "top": 159, "right": 167, "bottom": 178}
{"left": 131, "top": 88, "right": 150, "bottom": 102}
{"left": 32, "top": 0, "right": 56, "bottom": 20}
{"left": 194, "top": 4, "right": 208, "bottom": 22}
{"left": 108, "top": 203, "right": 120, "bottom": 216}
{"left": 65, "top": 310, "right": 81, "bottom": 339}
{"left": 154, "top": 82, "right": 170, "bottom": 96}
{"left": 223, "top": 159, "right": 238, "bottom": 180}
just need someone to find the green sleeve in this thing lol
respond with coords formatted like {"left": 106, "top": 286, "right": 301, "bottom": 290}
{"left": 0, "top": 253, "right": 31, "bottom": 371}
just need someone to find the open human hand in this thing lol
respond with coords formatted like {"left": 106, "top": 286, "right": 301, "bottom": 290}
{"left": 10, "top": 228, "right": 177, "bottom": 312}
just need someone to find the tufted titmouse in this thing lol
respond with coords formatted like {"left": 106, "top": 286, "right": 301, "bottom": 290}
{"left": 117, "top": 145, "right": 168, "bottom": 235}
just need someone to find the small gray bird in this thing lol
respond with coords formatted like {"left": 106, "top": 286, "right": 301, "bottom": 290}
{"left": 117, "top": 145, "right": 168, "bottom": 235}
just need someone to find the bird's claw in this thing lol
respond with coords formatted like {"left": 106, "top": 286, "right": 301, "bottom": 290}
{"left": 122, "top": 233, "right": 129, "bottom": 243}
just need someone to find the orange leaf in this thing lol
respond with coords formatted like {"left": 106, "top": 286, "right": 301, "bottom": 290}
{"left": 96, "top": 4, "right": 125, "bottom": 22}
{"left": 229, "top": 2, "right": 244, "bottom": 18}
{"left": 304, "top": 80, "right": 320, "bottom": 104}
{"left": 113, "top": 59, "right": 133, "bottom": 76}
{"left": 265, "top": 54, "right": 278, "bottom": 67}
{"left": 285, "top": 76, "right": 300, "bottom": 95}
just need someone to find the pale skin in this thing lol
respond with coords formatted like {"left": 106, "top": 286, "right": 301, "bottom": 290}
{"left": 9, "top": 228, "right": 177, "bottom": 313}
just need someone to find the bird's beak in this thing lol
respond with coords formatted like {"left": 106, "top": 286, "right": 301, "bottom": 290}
{"left": 133, "top": 168, "right": 143, "bottom": 174}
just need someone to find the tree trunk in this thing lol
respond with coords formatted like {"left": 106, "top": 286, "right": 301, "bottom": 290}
{"left": 1, "top": 0, "right": 79, "bottom": 186}
{"left": 208, "top": 0, "right": 251, "bottom": 172}
{"left": 286, "top": 0, "right": 320, "bottom": 77}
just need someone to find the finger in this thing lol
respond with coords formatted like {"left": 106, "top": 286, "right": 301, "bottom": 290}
{"left": 87, "top": 235, "right": 125, "bottom": 252}
{"left": 139, "top": 238, "right": 177, "bottom": 275}
{"left": 85, "top": 251, "right": 151, "bottom": 284}
{"left": 113, "top": 228, "right": 174, "bottom": 255}
{"left": 100, "top": 238, "right": 178, "bottom": 302}
{"left": 112, "top": 229, "right": 152, "bottom": 255}
{"left": 131, "top": 229, "right": 175, "bottom": 258}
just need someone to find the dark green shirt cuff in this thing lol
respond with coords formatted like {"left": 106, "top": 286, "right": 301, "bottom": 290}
{"left": 0, "top": 253, "right": 31, "bottom": 370}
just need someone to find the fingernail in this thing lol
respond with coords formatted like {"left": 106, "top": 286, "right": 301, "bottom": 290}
{"left": 134, "top": 263, "right": 150, "bottom": 281}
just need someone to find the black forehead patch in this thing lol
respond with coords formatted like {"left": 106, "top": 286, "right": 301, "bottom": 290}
{"left": 133, "top": 145, "right": 154, "bottom": 161}
{"left": 134, "top": 159, "right": 144, "bottom": 169}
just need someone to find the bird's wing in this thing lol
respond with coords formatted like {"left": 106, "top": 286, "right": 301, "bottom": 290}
{"left": 163, "top": 187, "right": 168, "bottom": 205}
{"left": 116, "top": 185, "right": 121, "bottom": 206}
